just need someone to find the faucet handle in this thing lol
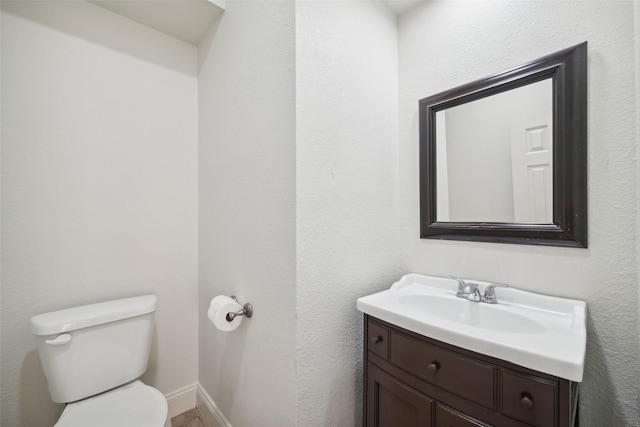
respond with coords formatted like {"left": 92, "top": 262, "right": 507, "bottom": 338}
{"left": 482, "top": 283, "right": 509, "bottom": 304}
{"left": 448, "top": 275, "right": 468, "bottom": 297}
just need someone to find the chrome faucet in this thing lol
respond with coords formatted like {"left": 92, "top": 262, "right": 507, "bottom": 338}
{"left": 481, "top": 283, "right": 509, "bottom": 304}
{"left": 464, "top": 283, "right": 482, "bottom": 302}
{"left": 448, "top": 275, "right": 481, "bottom": 302}
{"left": 448, "top": 276, "right": 509, "bottom": 304}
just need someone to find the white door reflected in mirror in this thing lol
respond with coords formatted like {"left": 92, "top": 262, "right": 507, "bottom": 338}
{"left": 436, "top": 78, "right": 553, "bottom": 223}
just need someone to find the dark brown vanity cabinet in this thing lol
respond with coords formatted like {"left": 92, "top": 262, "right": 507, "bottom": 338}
{"left": 363, "top": 316, "right": 578, "bottom": 427}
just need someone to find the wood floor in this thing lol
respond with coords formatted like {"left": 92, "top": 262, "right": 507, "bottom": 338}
{"left": 171, "top": 408, "right": 206, "bottom": 427}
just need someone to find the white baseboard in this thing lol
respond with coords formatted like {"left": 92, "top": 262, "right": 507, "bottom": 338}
{"left": 196, "top": 383, "right": 232, "bottom": 427}
{"left": 165, "top": 383, "right": 197, "bottom": 418}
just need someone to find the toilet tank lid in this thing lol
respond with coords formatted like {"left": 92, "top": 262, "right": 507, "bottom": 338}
{"left": 30, "top": 295, "right": 157, "bottom": 336}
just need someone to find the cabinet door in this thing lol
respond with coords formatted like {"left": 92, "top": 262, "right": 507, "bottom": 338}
{"left": 436, "top": 403, "right": 492, "bottom": 427}
{"left": 367, "top": 363, "right": 434, "bottom": 427}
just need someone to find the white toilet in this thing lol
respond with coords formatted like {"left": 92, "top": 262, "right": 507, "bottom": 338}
{"left": 30, "top": 295, "right": 172, "bottom": 427}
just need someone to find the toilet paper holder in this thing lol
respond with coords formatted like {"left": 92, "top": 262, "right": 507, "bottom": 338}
{"left": 226, "top": 296, "right": 253, "bottom": 322}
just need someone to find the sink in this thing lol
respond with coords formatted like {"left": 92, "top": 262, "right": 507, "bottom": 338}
{"left": 397, "top": 294, "right": 547, "bottom": 334}
{"left": 357, "top": 274, "right": 587, "bottom": 381}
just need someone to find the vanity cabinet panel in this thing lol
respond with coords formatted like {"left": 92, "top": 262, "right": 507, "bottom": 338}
{"left": 436, "top": 403, "right": 491, "bottom": 427}
{"left": 500, "top": 369, "right": 557, "bottom": 427}
{"left": 363, "top": 316, "right": 577, "bottom": 427}
{"left": 367, "top": 362, "right": 434, "bottom": 427}
{"left": 367, "top": 321, "right": 390, "bottom": 360}
{"left": 391, "top": 332, "right": 496, "bottom": 409}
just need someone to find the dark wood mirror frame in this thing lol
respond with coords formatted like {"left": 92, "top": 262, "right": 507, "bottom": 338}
{"left": 419, "top": 42, "right": 587, "bottom": 248}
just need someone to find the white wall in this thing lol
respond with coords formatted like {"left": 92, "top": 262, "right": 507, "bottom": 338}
{"left": 635, "top": 0, "right": 640, "bottom": 414}
{"left": 295, "top": 1, "right": 399, "bottom": 425}
{"left": 0, "top": 2, "right": 199, "bottom": 425}
{"left": 399, "top": 1, "right": 638, "bottom": 425}
{"left": 197, "top": 2, "right": 297, "bottom": 426}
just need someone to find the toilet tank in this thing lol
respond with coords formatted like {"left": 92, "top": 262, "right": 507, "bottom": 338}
{"left": 30, "top": 295, "right": 157, "bottom": 403}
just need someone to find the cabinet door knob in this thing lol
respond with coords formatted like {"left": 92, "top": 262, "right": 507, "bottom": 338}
{"left": 427, "top": 361, "right": 440, "bottom": 372}
{"left": 371, "top": 336, "right": 382, "bottom": 344}
{"left": 521, "top": 393, "right": 534, "bottom": 409}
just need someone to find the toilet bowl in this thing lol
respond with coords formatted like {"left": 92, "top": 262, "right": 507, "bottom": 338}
{"left": 30, "top": 295, "right": 171, "bottom": 427}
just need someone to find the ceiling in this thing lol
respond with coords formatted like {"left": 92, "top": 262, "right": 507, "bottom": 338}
{"left": 381, "top": 0, "right": 425, "bottom": 16}
{"left": 88, "top": 0, "right": 424, "bottom": 46}
{"left": 88, "top": 0, "right": 224, "bottom": 46}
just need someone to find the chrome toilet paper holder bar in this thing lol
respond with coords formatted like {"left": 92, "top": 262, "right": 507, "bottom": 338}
{"left": 226, "top": 296, "right": 253, "bottom": 322}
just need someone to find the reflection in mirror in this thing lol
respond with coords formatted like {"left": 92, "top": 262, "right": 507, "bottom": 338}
{"left": 436, "top": 79, "right": 553, "bottom": 223}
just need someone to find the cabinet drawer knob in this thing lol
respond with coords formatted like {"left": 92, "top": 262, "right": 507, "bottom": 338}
{"left": 427, "top": 361, "right": 440, "bottom": 372}
{"left": 371, "top": 336, "right": 382, "bottom": 344}
{"left": 520, "top": 393, "right": 534, "bottom": 409}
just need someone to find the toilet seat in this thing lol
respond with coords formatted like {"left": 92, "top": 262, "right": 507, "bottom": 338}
{"left": 55, "top": 380, "right": 170, "bottom": 427}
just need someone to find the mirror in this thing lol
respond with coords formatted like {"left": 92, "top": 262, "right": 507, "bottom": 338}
{"left": 419, "top": 42, "right": 587, "bottom": 247}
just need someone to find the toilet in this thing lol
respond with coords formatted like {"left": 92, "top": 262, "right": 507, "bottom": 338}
{"left": 30, "top": 295, "right": 171, "bottom": 427}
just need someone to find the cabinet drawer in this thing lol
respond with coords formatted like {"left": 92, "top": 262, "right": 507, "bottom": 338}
{"left": 391, "top": 332, "right": 496, "bottom": 409}
{"left": 436, "top": 403, "right": 490, "bottom": 427}
{"left": 367, "top": 320, "right": 390, "bottom": 360}
{"left": 500, "top": 369, "right": 557, "bottom": 427}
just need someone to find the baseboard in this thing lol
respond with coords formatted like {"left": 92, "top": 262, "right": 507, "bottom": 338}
{"left": 165, "top": 383, "right": 197, "bottom": 418}
{"left": 196, "top": 383, "right": 232, "bottom": 427}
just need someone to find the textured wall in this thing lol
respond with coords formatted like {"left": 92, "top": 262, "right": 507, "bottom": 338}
{"left": 1, "top": 2, "right": 199, "bottom": 425}
{"left": 635, "top": 1, "right": 640, "bottom": 413}
{"left": 295, "top": 2, "right": 400, "bottom": 425}
{"left": 398, "top": 1, "right": 638, "bottom": 425}
{"left": 197, "top": 2, "right": 298, "bottom": 426}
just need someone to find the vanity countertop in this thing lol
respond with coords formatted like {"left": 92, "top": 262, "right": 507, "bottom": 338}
{"left": 357, "top": 274, "right": 587, "bottom": 382}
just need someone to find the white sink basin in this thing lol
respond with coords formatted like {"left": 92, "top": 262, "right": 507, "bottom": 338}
{"left": 398, "top": 294, "right": 548, "bottom": 334}
{"left": 357, "top": 274, "right": 587, "bottom": 382}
